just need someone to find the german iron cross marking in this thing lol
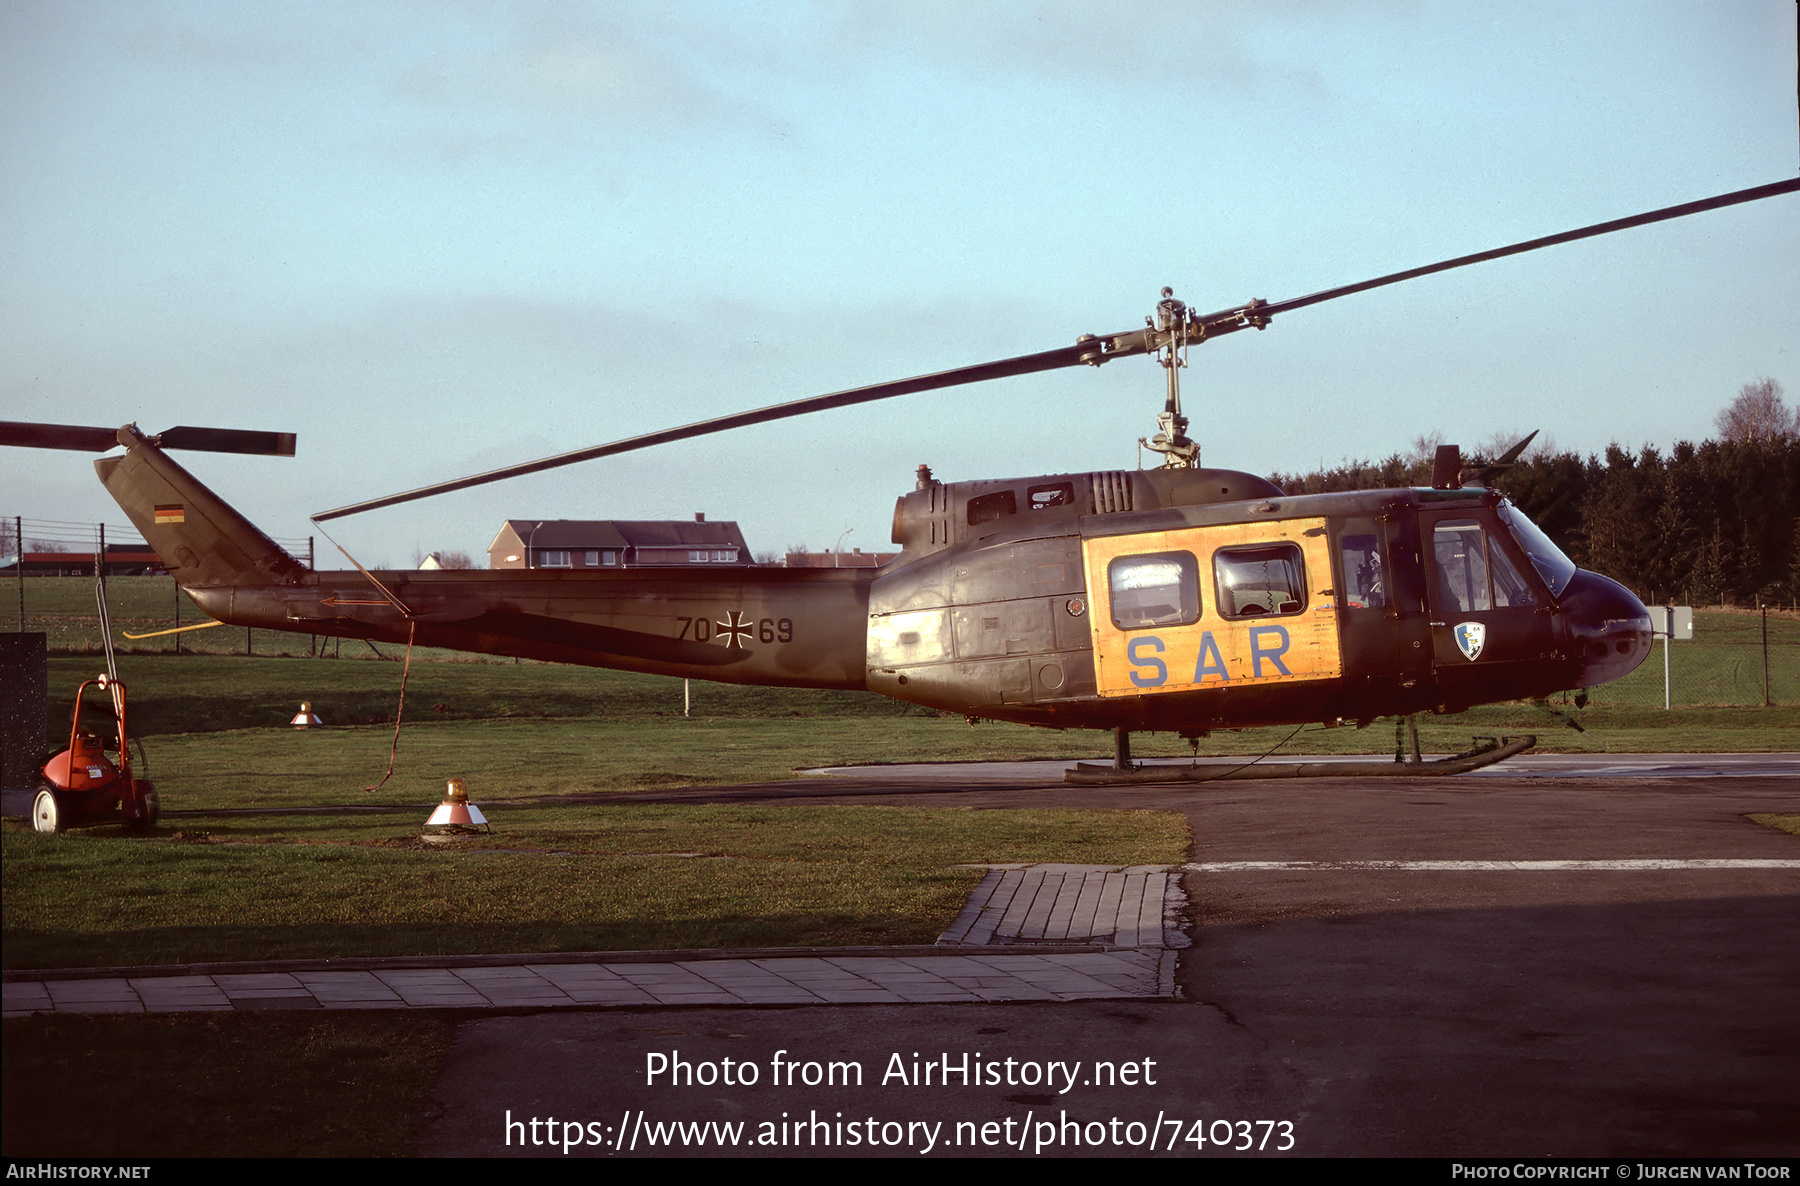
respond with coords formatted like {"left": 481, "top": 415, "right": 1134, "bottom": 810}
{"left": 717, "top": 610, "right": 753, "bottom": 648}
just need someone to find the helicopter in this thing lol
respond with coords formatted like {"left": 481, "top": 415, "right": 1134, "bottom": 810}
{"left": 6, "top": 177, "right": 1796, "bottom": 778}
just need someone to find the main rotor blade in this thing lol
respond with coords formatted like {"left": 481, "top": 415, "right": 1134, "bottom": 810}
{"left": 1233, "top": 177, "right": 1800, "bottom": 325}
{"left": 315, "top": 176, "right": 1800, "bottom": 521}
{"left": 312, "top": 344, "right": 1087, "bottom": 520}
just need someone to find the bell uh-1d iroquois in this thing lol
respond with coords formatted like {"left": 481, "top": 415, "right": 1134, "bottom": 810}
{"left": 6, "top": 178, "right": 1798, "bottom": 781}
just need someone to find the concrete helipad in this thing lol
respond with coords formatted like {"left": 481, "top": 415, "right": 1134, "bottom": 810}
{"left": 937, "top": 863, "right": 1187, "bottom": 947}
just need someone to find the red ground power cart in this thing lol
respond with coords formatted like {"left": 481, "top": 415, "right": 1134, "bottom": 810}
{"left": 33, "top": 675, "right": 159, "bottom": 834}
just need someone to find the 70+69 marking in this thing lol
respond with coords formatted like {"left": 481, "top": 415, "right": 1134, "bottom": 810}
{"left": 675, "top": 614, "right": 793, "bottom": 646}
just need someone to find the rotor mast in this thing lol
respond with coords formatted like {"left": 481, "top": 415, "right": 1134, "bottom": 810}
{"left": 1140, "top": 287, "right": 1201, "bottom": 468}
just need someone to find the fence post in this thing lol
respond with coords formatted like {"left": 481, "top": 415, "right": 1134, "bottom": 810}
{"left": 1763, "top": 605, "right": 1771, "bottom": 708}
{"left": 1661, "top": 606, "right": 1672, "bottom": 711}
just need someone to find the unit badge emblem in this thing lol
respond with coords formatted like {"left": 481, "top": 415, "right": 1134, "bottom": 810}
{"left": 1453, "top": 621, "right": 1486, "bottom": 661}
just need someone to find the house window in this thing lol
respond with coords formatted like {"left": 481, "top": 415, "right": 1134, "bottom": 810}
{"left": 601, "top": 550, "right": 618, "bottom": 567}
{"left": 583, "top": 551, "right": 599, "bottom": 567}
{"left": 537, "top": 549, "right": 571, "bottom": 568}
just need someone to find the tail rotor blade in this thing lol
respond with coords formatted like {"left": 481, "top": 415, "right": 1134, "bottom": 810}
{"left": 157, "top": 426, "right": 297, "bottom": 456}
{"left": 0, "top": 422, "right": 121, "bottom": 452}
{"left": 0, "top": 422, "right": 296, "bottom": 457}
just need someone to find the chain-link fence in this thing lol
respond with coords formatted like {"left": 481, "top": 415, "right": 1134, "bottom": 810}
{"left": 6, "top": 575, "right": 330, "bottom": 657}
{"left": 1581, "top": 608, "right": 1796, "bottom": 707}
{"left": 3, "top": 516, "right": 316, "bottom": 658}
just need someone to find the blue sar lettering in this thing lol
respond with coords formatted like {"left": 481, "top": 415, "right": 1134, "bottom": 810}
{"left": 1127, "top": 636, "right": 1168, "bottom": 687}
{"left": 1250, "top": 625, "right": 1292, "bottom": 677}
{"left": 1193, "top": 631, "right": 1229, "bottom": 683}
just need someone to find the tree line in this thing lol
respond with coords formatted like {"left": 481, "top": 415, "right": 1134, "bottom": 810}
{"left": 1266, "top": 380, "right": 1800, "bottom": 608}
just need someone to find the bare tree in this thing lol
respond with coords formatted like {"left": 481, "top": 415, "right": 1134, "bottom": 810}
{"left": 1714, "top": 377, "right": 1798, "bottom": 444}
{"left": 1406, "top": 432, "right": 1445, "bottom": 467}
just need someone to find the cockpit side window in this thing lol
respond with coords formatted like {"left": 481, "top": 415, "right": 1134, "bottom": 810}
{"left": 1432, "top": 517, "right": 1540, "bottom": 611}
{"left": 1432, "top": 520, "right": 1491, "bottom": 613}
{"left": 1488, "top": 542, "right": 1537, "bottom": 608}
{"left": 1496, "top": 499, "right": 1576, "bottom": 597}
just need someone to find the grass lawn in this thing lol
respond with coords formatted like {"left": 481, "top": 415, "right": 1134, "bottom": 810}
{"left": 2, "top": 804, "right": 1187, "bottom": 969}
{"left": 8, "top": 646, "right": 1793, "bottom": 970}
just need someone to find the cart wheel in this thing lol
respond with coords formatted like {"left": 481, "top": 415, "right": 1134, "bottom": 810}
{"left": 32, "top": 787, "right": 66, "bottom": 834}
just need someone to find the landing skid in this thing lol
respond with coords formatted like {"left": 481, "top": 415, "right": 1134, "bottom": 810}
{"left": 1064, "top": 734, "right": 1537, "bottom": 785}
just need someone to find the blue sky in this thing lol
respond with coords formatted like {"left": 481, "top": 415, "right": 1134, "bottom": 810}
{"left": 3, "top": 1, "right": 1796, "bottom": 565}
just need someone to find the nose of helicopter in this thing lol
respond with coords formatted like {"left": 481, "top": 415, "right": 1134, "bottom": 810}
{"left": 1560, "top": 570, "right": 1654, "bottom": 688}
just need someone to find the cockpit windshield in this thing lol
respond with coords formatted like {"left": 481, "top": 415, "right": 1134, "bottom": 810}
{"left": 1496, "top": 499, "right": 1576, "bottom": 597}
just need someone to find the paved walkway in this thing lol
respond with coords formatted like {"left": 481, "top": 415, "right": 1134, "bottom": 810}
{"left": 1, "top": 950, "right": 1175, "bottom": 1016}
{"left": 2, "top": 863, "right": 1184, "bottom": 1018}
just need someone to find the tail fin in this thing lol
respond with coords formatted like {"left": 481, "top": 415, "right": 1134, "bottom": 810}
{"left": 95, "top": 426, "right": 306, "bottom": 587}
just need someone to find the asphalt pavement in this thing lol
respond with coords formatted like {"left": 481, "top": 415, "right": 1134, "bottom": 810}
{"left": 414, "top": 759, "right": 1798, "bottom": 1158}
